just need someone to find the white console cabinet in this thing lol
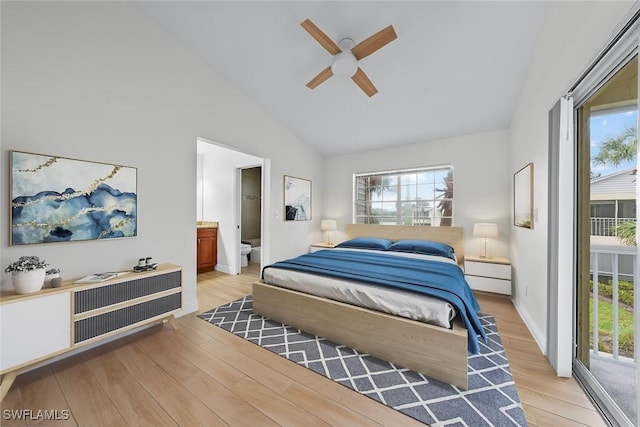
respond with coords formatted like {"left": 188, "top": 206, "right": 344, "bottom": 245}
{"left": 0, "top": 263, "right": 182, "bottom": 401}
{"left": 1, "top": 292, "right": 71, "bottom": 371}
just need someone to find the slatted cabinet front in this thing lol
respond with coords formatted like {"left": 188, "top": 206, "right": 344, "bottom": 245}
{"left": 72, "top": 268, "right": 182, "bottom": 345}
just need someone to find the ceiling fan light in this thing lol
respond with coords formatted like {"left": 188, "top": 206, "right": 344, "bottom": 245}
{"left": 331, "top": 52, "right": 358, "bottom": 77}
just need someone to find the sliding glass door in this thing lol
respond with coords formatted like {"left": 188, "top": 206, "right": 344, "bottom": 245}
{"left": 575, "top": 54, "right": 638, "bottom": 427}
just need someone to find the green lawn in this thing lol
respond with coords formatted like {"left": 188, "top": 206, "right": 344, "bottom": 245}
{"left": 590, "top": 296, "right": 635, "bottom": 357}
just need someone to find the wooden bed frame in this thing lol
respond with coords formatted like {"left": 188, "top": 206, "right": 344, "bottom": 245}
{"left": 252, "top": 224, "right": 470, "bottom": 390}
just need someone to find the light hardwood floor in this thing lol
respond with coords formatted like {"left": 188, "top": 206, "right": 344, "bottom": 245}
{"left": 1, "top": 266, "right": 606, "bottom": 426}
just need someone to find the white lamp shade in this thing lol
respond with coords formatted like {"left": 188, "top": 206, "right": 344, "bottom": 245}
{"left": 320, "top": 220, "right": 337, "bottom": 231}
{"left": 473, "top": 223, "right": 498, "bottom": 238}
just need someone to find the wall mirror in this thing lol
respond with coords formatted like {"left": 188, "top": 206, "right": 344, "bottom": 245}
{"left": 514, "top": 162, "right": 534, "bottom": 229}
{"left": 284, "top": 175, "right": 311, "bottom": 221}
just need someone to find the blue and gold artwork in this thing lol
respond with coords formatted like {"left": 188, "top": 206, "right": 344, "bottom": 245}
{"left": 10, "top": 151, "right": 137, "bottom": 245}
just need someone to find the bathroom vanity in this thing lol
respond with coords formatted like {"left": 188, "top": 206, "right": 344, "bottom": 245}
{"left": 197, "top": 222, "right": 218, "bottom": 273}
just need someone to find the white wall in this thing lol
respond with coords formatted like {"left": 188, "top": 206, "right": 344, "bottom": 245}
{"left": 508, "top": 1, "right": 634, "bottom": 352}
{"left": 324, "top": 129, "right": 511, "bottom": 258}
{"left": 198, "top": 144, "right": 263, "bottom": 274}
{"left": 1, "top": 2, "right": 323, "bottom": 313}
{"left": 197, "top": 154, "right": 204, "bottom": 221}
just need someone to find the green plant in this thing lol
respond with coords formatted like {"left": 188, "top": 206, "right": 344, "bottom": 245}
{"left": 436, "top": 170, "right": 453, "bottom": 226}
{"left": 597, "top": 280, "right": 634, "bottom": 306}
{"left": 592, "top": 125, "right": 637, "bottom": 168}
{"left": 614, "top": 220, "right": 637, "bottom": 246}
{"left": 5, "top": 256, "right": 49, "bottom": 273}
{"left": 589, "top": 296, "right": 635, "bottom": 358}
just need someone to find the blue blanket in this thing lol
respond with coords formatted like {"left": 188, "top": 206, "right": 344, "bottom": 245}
{"left": 263, "top": 249, "right": 486, "bottom": 354}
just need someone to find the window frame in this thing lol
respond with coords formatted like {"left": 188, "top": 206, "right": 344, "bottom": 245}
{"left": 352, "top": 165, "right": 454, "bottom": 226}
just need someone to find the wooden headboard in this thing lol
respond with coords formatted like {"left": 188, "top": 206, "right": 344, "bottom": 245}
{"left": 344, "top": 224, "right": 464, "bottom": 265}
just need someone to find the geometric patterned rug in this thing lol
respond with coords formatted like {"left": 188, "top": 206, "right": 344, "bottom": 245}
{"left": 198, "top": 295, "right": 527, "bottom": 426}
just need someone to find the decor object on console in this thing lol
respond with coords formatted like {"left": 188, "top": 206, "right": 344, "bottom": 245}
{"left": 5, "top": 256, "right": 49, "bottom": 294}
{"left": 44, "top": 268, "right": 61, "bottom": 288}
{"left": 10, "top": 150, "right": 137, "bottom": 245}
{"left": 50, "top": 277, "right": 63, "bottom": 288}
{"left": 133, "top": 257, "right": 158, "bottom": 272}
{"left": 473, "top": 222, "right": 498, "bottom": 258}
{"left": 514, "top": 162, "right": 534, "bottom": 229}
{"left": 284, "top": 175, "right": 311, "bottom": 221}
{"left": 75, "top": 272, "right": 127, "bottom": 283}
{"left": 320, "top": 219, "right": 337, "bottom": 244}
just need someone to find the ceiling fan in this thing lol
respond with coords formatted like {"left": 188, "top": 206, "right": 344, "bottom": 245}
{"left": 301, "top": 19, "right": 397, "bottom": 97}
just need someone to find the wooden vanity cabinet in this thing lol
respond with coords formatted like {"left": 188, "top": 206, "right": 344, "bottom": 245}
{"left": 197, "top": 227, "right": 217, "bottom": 273}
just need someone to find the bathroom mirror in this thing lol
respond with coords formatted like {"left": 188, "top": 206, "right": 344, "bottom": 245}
{"left": 284, "top": 175, "right": 311, "bottom": 221}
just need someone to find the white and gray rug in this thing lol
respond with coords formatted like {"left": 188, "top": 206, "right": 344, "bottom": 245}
{"left": 198, "top": 295, "right": 527, "bottom": 427}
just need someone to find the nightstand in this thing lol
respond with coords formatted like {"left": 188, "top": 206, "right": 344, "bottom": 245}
{"left": 464, "top": 256, "right": 511, "bottom": 295}
{"left": 309, "top": 242, "right": 337, "bottom": 253}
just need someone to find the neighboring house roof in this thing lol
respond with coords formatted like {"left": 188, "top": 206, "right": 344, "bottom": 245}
{"left": 591, "top": 167, "right": 637, "bottom": 200}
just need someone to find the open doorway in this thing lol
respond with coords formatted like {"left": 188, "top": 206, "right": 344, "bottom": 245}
{"left": 239, "top": 165, "right": 263, "bottom": 274}
{"left": 197, "top": 138, "right": 267, "bottom": 276}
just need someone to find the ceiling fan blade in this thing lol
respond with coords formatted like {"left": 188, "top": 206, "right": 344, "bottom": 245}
{"left": 351, "top": 25, "right": 397, "bottom": 61}
{"left": 352, "top": 67, "right": 378, "bottom": 97}
{"left": 301, "top": 19, "right": 341, "bottom": 56}
{"left": 306, "top": 66, "right": 334, "bottom": 89}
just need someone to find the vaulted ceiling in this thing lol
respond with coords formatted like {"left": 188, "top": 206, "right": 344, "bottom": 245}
{"left": 135, "top": 1, "right": 548, "bottom": 156}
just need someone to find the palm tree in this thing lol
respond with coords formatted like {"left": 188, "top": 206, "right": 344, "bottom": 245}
{"left": 436, "top": 170, "right": 453, "bottom": 226}
{"left": 592, "top": 125, "right": 637, "bottom": 167}
{"left": 361, "top": 175, "right": 387, "bottom": 224}
{"left": 615, "top": 220, "right": 636, "bottom": 246}
{"left": 592, "top": 125, "right": 637, "bottom": 245}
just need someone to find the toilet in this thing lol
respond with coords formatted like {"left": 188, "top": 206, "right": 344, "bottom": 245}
{"left": 250, "top": 246, "right": 261, "bottom": 264}
{"left": 241, "top": 243, "right": 252, "bottom": 267}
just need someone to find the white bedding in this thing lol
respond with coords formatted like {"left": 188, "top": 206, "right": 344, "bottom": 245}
{"left": 261, "top": 248, "right": 457, "bottom": 328}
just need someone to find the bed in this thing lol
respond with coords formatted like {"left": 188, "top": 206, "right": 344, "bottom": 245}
{"left": 252, "top": 224, "right": 481, "bottom": 390}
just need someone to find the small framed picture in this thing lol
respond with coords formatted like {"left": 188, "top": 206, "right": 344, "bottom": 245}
{"left": 283, "top": 175, "right": 311, "bottom": 221}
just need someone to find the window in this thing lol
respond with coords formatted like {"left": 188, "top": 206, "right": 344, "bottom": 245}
{"left": 618, "top": 199, "right": 636, "bottom": 219}
{"left": 590, "top": 200, "right": 615, "bottom": 218}
{"left": 354, "top": 166, "right": 453, "bottom": 226}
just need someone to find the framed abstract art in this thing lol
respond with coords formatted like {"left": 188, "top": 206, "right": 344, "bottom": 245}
{"left": 283, "top": 175, "right": 311, "bottom": 221}
{"left": 10, "top": 151, "right": 137, "bottom": 245}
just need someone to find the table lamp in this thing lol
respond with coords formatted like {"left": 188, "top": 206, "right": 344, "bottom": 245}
{"left": 320, "top": 220, "right": 337, "bottom": 244}
{"left": 473, "top": 223, "right": 498, "bottom": 258}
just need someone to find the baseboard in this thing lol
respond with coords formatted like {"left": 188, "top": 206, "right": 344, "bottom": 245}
{"left": 512, "top": 297, "right": 547, "bottom": 356}
{"left": 215, "top": 264, "right": 234, "bottom": 275}
{"left": 179, "top": 298, "right": 198, "bottom": 317}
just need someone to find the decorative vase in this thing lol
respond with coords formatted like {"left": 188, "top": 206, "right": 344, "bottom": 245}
{"left": 44, "top": 272, "right": 60, "bottom": 288}
{"left": 50, "top": 277, "right": 63, "bottom": 288}
{"left": 12, "top": 269, "right": 46, "bottom": 294}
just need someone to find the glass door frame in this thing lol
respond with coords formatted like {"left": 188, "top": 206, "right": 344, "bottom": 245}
{"left": 569, "top": 16, "right": 639, "bottom": 426}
